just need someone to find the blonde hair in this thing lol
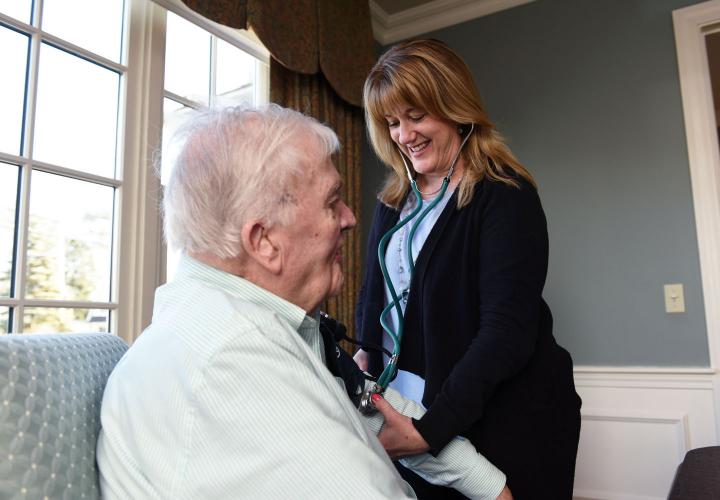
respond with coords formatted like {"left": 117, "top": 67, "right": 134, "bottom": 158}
{"left": 363, "top": 39, "right": 535, "bottom": 209}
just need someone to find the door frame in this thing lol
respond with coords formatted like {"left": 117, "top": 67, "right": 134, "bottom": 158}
{"left": 673, "top": 0, "right": 720, "bottom": 438}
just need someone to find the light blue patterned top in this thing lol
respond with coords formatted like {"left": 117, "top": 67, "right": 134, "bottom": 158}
{"left": 383, "top": 188, "right": 455, "bottom": 403}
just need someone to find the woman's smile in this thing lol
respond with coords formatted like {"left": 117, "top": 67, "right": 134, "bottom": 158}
{"left": 386, "top": 107, "right": 463, "bottom": 180}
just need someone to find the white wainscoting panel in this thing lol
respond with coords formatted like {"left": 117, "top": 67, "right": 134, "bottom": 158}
{"left": 572, "top": 369, "right": 718, "bottom": 500}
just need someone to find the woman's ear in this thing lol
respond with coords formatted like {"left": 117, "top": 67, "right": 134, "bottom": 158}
{"left": 241, "top": 220, "right": 282, "bottom": 274}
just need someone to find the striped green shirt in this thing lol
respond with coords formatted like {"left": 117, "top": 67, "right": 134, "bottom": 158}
{"left": 97, "top": 255, "right": 416, "bottom": 499}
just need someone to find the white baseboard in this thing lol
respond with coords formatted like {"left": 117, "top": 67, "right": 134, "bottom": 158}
{"left": 572, "top": 368, "right": 718, "bottom": 500}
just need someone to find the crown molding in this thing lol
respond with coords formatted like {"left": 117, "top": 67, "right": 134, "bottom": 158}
{"left": 370, "top": 0, "right": 535, "bottom": 45}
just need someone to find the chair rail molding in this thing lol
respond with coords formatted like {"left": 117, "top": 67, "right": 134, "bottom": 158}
{"left": 572, "top": 369, "right": 717, "bottom": 499}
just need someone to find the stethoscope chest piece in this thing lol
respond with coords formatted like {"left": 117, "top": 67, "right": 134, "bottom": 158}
{"left": 358, "top": 382, "right": 383, "bottom": 415}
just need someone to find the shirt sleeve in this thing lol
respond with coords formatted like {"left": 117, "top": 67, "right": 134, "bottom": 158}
{"left": 415, "top": 180, "right": 549, "bottom": 452}
{"left": 362, "top": 384, "right": 505, "bottom": 500}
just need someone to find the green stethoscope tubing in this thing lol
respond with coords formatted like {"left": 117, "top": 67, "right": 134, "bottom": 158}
{"left": 374, "top": 124, "right": 474, "bottom": 392}
{"left": 376, "top": 179, "right": 450, "bottom": 389}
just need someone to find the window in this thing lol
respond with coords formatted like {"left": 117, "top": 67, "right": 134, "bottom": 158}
{"left": 159, "top": 8, "right": 269, "bottom": 280}
{"left": 0, "top": 0, "right": 268, "bottom": 338}
{"left": 0, "top": 0, "right": 124, "bottom": 334}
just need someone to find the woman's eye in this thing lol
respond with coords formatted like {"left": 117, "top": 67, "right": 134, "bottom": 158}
{"left": 387, "top": 121, "right": 398, "bottom": 128}
{"left": 409, "top": 114, "right": 425, "bottom": 122}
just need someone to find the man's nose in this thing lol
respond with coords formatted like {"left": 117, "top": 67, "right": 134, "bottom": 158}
{"left": 340, "top": 201, "right": 357, "bottom": 230}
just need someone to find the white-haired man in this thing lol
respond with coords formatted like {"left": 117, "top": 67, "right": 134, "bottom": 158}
{"left": 97, "top": 105, "right": 510, "bottom": 499}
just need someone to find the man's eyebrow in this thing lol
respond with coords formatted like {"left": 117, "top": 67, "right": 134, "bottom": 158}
{"left": 326, "top": 181, "right": 342, "bottom": 201}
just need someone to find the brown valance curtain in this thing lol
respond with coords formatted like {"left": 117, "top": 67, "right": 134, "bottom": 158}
{"left": 180, "top": 0, "right": 376, "bottom": 339}
{"left": 180, "top": 0, "right": 375, "bottom": 107}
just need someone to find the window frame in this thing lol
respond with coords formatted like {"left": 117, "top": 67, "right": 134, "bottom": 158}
{"left": 0, "top": 2, "right": 126, "bottom": 335}
{"left": 120, "top": 0, "right": 269, "bottom": 342}
{"left": 0, "top": 0, "right": 269, "bottom": 341}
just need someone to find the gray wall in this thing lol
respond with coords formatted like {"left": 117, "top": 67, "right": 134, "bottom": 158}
{"left": 360, "top": 0, "right": 710, "bottom": 366}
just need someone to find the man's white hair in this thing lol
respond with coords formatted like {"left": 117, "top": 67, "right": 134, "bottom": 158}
{"left": 162, "top": 104, "right": 339, "bottom": 259}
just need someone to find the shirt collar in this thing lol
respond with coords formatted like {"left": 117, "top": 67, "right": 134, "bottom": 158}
{"left": 175, "top": 254, "right": 312, "bottom": 331}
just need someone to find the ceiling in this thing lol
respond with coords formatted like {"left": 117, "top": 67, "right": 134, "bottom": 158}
{"left": 369, "top": 0, "right": 535, "bottom": 45}
{"left": 374, "top": 0, "right": 435, "bottom": 15}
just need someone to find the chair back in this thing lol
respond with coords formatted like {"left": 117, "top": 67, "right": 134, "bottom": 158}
{"left": 668, "top": 446, "right": 720, "bottom": 499}
{"left": 0, "top": 333, "right": 128, "bottom": 500}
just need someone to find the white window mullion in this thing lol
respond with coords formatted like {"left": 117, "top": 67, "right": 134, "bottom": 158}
{"left": 13, "top": 164, "right": 30, "bottom": 333}
{"left": 25, "top": 159, "right": 122, "bottom": 188}
{"left": 11, "top": 0, "right": 43, "bottom": 333}
{"left": 209, "top": 36, "right": 217, "bottom": 106}
{"left": 20, "top": 299, "right": 119, "bottom": 309}
{"left": 255, "top": 59, "right": 270, "bottom": 106}
{"left": 39, "top": 33, "right": 128, "bottom": 74}
{"left": 164, "top": 90, "right": 200, "bottom": 110}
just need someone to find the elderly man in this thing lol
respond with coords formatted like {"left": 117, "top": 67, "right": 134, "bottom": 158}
{"left": 97, "top": 105, "right": 509, "bottom": 499}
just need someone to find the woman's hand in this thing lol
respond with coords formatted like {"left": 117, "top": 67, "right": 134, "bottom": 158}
{"left": 372, "top": 394, "right": 430, "bottom": 458}
{"left": 496, "top": 485, "right": 513, "bottom": 500}
{"left": 353, "top": 348, "right": 369, "bottom": 372}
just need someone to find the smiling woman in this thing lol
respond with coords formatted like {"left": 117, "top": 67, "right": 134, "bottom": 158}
{"left": 357, "top": 39, "right": 582, "bottom": 500}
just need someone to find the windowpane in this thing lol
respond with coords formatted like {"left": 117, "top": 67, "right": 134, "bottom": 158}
{"left": 161, "top": 99, "right": 194, "bottom": 283}
{"left": 165, "top": 12, "right": 210, "bottom": 104}
{"left": 0, "top": 308, "right": 8, "bottom": 334}
{"left": 26, "top": 172, "right": 114, "bottom": 302}
{"left": 34, "top": 44, "right": 119, "bottom": 177}
{"left": 0, "top": 0, "right": 32, "bottom": 24}
{"left": 23, "top": 307, "right": 110, "bottom": 333}
{"left": 0, "top": 26, "right": 29, "bottom": 156}
{"left": 0, "top": 163, "right": 19, "bottom": 298}
{"left": 216, "top": 38, "right": 255, "bottom": 107}
{"left": 161, "top": 98, "right": 195, "bottom": 185}
{"left": 42, "top": 0, "right": 124, "bottom": 63}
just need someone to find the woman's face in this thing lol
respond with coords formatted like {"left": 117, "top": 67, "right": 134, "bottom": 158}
{"left": 385, "top": 106, "right": 462, "bottom": 179}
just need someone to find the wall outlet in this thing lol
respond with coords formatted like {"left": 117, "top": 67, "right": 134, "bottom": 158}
{"left": 664, "top": 283, "right": 685, "bottom": 313}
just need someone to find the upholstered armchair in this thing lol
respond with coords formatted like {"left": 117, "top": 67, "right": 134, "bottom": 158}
{"left": 0, "top": 333, "right": 127, "bottom": 500}
{"left": 668, "top": 446, "right": 720, "bottom": 499}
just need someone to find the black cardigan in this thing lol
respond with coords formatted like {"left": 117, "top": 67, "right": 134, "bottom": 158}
{"left": 356, "top": 176, "right": 581, "bottom": 455}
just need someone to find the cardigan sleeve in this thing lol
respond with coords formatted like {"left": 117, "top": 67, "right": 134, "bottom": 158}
{"left": 414, "top": 179, "right": 549, "bottom": 453}
{"left": 355, "top": 201, "right": 384, "bottom": 338}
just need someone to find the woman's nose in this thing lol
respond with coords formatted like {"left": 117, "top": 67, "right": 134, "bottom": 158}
{"left": 397, "top": 121, "right": 415, "bottom": 145}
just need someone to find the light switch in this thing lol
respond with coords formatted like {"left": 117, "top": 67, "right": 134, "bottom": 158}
{"left": 664, "top": 283, "right": 685, "bottom": 313}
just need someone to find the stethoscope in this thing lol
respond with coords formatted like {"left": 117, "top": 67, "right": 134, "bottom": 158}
{"left": 359, "top": 123, "right": 474, "bottom": 415}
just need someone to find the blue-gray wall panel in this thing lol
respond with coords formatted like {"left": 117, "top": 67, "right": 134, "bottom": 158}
{"left": 360, "top": 0, "right": 710, "bottom": 366}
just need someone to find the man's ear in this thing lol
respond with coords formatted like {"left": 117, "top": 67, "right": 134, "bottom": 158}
{"left": 240, "top": 220, "right": 282, "bottom": 274}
